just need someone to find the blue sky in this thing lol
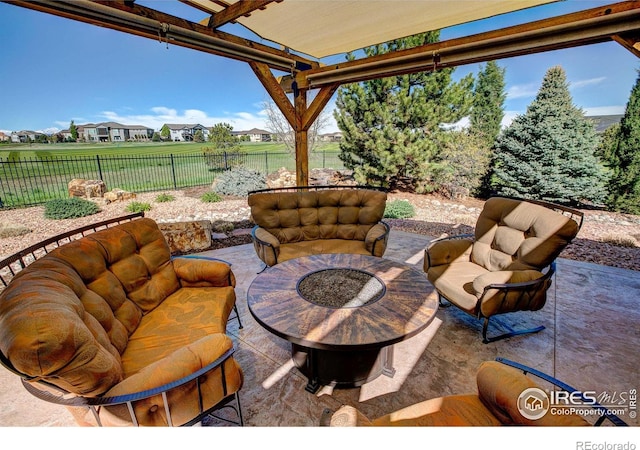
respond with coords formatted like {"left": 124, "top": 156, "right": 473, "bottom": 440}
{"left": 0, "top": 0, "right": 638, "bottom": 135}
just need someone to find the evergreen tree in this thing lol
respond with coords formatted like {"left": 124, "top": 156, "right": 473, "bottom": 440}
{"left": 605, "top": 71, "right": 640, "bottom": 214}
{"left": 492, "top": 66, "right": 608, "bottom": 205}
{"left": 470, "top": 61, "right": 507, "bottom": 198}
{"left": 470, "top": 61, "right": 506, "bottom": 145}
{"left": 207, "top": 123, "right": 239, "bottom": 150}
{"left": 160, "top": 124, "right": 171, "bottom": 141}
{"left": 69, "top": 120, "right": 78, "bottom": 142}
{"left": 335, "top": 32, "right": 474, "bottom": 191}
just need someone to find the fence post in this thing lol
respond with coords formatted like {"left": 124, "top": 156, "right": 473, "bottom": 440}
{"left": 96, "top": 155, "right": 103, "bottom": 181}
{"left": 170, "top": 154, "right": 177, "bottom": 189}
{"left": 223, "top": 151, "right": 229, "bottom": 170}
{"left": 265, "top": 151, "right": 269, "bottom": 174}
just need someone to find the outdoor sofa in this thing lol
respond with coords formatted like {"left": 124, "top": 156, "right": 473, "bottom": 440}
{"left": 248, "top": 186, "right": 390, "bottom": 267}
{"left": 0, "top": 215, "right": 243, "bottom": 426}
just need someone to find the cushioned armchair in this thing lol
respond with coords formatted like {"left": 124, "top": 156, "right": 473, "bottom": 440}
{"left": 328, "top": 358, "right": 626, "bottom": 426}
{"left": 248, "top": 186, "right": 390, "bottom": 267}
{"left": 0, "top": 216, "right": 243, "bottom": 426}
{"left": 424, "top": 197, "right": 583, "bottom": 343}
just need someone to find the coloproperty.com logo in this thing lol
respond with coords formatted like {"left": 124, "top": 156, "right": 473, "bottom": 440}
{"left": 517, "top": 387, "right": 637, "bottom": 421}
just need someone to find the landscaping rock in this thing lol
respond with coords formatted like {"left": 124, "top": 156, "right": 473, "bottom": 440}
{"left": 68, "top": 179, "right": 106, "bottom": 199}
{"left": 158, "top": 220, "right": 212, "bottom": 254}
{"left": 104, "top": 189, "right": 136, "bottom": 203}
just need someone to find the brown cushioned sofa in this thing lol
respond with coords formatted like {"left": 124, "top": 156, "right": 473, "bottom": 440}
{"left": 248, "top": 186, "right": 390, "bottom": 267}
{"left": 0, "top": 215, "right": 243, "bottom": 426}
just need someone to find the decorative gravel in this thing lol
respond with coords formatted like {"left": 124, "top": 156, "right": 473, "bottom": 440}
{"left": 1, "top": 188, "right": 638, "bottom": 271}
{"left": 297, "top": 268, "right": 385, "bottom": 308}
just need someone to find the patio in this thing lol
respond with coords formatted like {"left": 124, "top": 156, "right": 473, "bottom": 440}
{"left": 0, "top": 229, "right": 638, "bottom": 427}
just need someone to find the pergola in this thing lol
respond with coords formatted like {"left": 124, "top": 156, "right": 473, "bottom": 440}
{"left": 5, "top": 0, "right": 640, "bottom": 186}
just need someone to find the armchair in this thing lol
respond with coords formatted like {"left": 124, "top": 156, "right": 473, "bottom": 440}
{"left": 327, "top": 358, "right": 627, "bottom": 426}
{"left": 424, "top": 197, "right": 583, "bottom": 343}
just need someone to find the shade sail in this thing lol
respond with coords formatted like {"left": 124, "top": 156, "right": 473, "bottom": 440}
{"left": 187, "top": 0, "right": 557, "bottom": 59}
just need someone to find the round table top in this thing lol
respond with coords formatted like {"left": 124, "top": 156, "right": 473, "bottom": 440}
{"left": 247, "top": 253, "right": 438, "bottom": 351}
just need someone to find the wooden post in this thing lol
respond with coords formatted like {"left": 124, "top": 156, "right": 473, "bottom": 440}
{"left": 294, "top": 89, "right": 309, "bottom": 186}
{"left": 250, "top": 61, "right": 338, "bottom": 187}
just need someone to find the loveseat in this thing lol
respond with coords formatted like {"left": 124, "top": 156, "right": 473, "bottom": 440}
{"left": 248, "top": 186, "right": 390, "bottom": 267}
{"left": 0, "top": 216, "right": 243, "bottom": 426}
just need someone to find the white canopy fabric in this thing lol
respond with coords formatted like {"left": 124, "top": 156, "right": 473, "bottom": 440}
{"left": 187, "top": 0, "right": 557, "bottom": 59}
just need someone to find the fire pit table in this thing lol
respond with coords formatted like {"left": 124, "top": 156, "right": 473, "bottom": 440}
{"left": 247, "top": 253, "right": 438, "bottom": 393}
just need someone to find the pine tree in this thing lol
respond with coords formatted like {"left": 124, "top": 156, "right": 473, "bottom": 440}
{"left": 160, "top": 124, "right": 171, "bottom": 141}
{"left": 471, "top": 61, "right": 507, "bottom": 198}
{"left": 492, "top": 66, "right": 608, "bottom": 205}
{"left": 69, "top": 120, "right": 78, "bottom": 142}
{"left": 605, "top": 71, "right": 640, "bottom": 214}
{"left": 335, "top": 32, "right": 473, "bottom": 191}
{"left": 470, "top": 61, "right": 506, "bottom": 145}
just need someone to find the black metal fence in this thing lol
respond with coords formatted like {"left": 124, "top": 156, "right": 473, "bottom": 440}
{"left": 0, "top": 150, "right": 347, "bottom": 208}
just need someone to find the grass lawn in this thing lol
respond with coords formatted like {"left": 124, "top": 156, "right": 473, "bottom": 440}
{"left": 0, "top": 141, "right": 340, "bottom": 158}
{"left": 0, "top": 141, "right": 344, "bottom": 208}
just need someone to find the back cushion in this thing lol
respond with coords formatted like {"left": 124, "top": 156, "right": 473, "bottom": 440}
{"left": 0, "top": 218, "right": 180, "bottom": 396}
{"left": 249, "top": 189, "right": 387, "bottom": 244}
{"left": 472, "top": 197, "right": 580, "bottom": 272}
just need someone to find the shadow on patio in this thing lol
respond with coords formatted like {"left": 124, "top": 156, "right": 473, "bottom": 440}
{"left": 0, "top": 230, "right": 638, "bottom": 427}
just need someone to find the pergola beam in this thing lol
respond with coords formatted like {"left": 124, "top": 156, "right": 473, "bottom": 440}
{"left": 5, "top": 0, "right": 316, "bottom": 73}
{"left": 291, "top": 1, "right": 640, "bottom": 90}
{"left": 198, "top": 0, "right": 279, "bottom": 29}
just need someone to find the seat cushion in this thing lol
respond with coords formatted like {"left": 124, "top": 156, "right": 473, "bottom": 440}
{"left": 477, "top": 361, "right": 590, "bottom": 426}
{"left": 278, "top": 239, "right": 372, "bottom": 264}
{"left": 427, "top": 261, "right": 489, "bottom": 314}
{"left": 371, "top": 394, "right": 502, "bottom": 426}
{"left": 121, "top": 286, "right": 236, "bottom": 377}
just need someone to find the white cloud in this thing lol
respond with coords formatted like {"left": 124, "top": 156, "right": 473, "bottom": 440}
{"left": 583, "top": 105, "right": 625, "bottom": 116}
{"left": 501, "top": 110, "right": 522, "bottom": 128}
{"left": 96, "top": 107, "right": 269, "bottom": 132}
{"left": 507, "top": 84, "right": 538, "bottom": 100}
{"left": 570, "top": 77, "right": 606, "bottom": 89}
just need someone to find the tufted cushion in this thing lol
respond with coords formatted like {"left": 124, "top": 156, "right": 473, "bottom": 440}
{"left": 472, "top": 197, "right": 579, "bottom": 272}
{"left": 249, "top": 189, "right": 387, "bottom": 244}
{"left": 0, "top": 260, "right": 125, "bottom": 396}
{"left": 477, "top": 361, "right": 589, "bottom": 426}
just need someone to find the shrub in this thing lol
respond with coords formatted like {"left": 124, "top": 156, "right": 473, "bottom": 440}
{"left": 384, "top": 199, "right": 415, "bottom": 219}
{"left": 126, "top": 201, "right": 152, "bottom": 213}
{"left": 601, "top": 234, "right": 638, "bottom": 248}
{"left": 155, "top": 193, "right": 175, "bottom": 203}
{"left": 201, "top": 191, "right": 222, "bottom": 203}
{"left": 44, "top": 197, "right": 100, "bottom": 220}
{"left": 0, "top": 222, "right": 31, "bottom": 238}
{"left": 212, "top": 167, "right": 267, "bottom": 197}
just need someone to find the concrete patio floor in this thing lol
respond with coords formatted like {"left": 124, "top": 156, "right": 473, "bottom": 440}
{"left": 0, "top": 229, "right": 638, "bottom": 428}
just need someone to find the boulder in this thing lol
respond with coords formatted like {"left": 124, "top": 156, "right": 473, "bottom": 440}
{"left": 68, "top": 179, "right": 106, "bottom": 199}
{"left": 157, "top": 220, "right": 212, "bottom": 254}
{"left": 104, "top": 189, "right": 136, "bottom": 203}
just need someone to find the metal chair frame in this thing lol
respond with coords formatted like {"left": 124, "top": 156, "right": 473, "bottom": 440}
{"left": 496, "top": 357, "right": 628, "bottom": 426}
{"left": 0, "top": 212, "right": 145, "bottom": 289}
{"left": 2, "top": 346, "right": 243, "bottom": 427}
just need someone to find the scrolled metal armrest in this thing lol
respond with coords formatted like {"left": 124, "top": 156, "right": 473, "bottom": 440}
{"left": 495, "top": 357, "right": 628, "bottom": 427}
{"left": 428, "top": 233, "right": 474, "bottom": 245}
{"left": 480, "top": 263, "right": 555, "bottom": 293}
